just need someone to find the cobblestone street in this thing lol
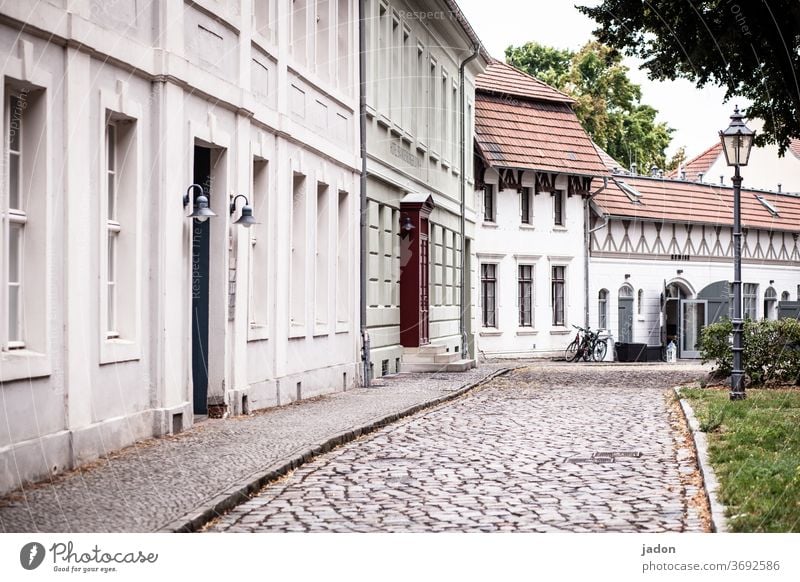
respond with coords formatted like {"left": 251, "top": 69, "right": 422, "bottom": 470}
{"left": 207, "top": 363, "right": 708, "bottom": 533}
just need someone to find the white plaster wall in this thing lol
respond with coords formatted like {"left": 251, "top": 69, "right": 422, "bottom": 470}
{"left": 474, "top": 171, "right": 588, "bottom": 358}
{"left": 0, "top": 0, "right": 362, "bottom": 494}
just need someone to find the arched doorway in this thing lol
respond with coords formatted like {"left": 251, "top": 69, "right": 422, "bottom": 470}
{"left": 663, "top": 280, "right": 699, "bottom": 358}
{"left": 618, "top": 284, "right": 634, "bottom": 342}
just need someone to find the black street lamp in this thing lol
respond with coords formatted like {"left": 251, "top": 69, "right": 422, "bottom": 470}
{"left": 719, "top": 106, "right": 755, "bottom": 400}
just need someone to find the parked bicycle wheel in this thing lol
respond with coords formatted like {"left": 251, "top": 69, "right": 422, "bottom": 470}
{"left": 565, "top": 340, "right": 579, "bottom": 362}
{"left": 592, "top": 340, "right": 608, "bottom": 362}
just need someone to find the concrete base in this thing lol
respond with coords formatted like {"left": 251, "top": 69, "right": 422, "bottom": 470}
{"left": 399, "top": 345, "right": 476, "bottom": 373}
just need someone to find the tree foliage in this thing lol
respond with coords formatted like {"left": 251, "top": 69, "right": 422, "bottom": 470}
{"left": 578, "top": 0, "right": 800, "bottom": 155}
{"left": 506, "top": 41, "right": 673, "bottom": 170}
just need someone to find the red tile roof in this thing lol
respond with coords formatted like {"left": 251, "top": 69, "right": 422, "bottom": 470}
{"left": 594, "top": 175, "right": 800, "bottom": 232}
{"left": 593, "top": 142, "right": 626, "bottom": 173}
{"left": 475, "top": 60, "right": 574, "bottom": 104}
{"left": 789, "top": 138, "right": 800, "bottom": 160}
{"left": 666, "top": 142, "right": 722, "bottom": 180}
{"left": 474, "top": 62, "right": 607, "bottom": 177}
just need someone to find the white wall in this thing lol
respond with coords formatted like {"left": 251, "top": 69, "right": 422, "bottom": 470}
{"left": 0, "top": 0, "right": 361, "bottom": 495}
{"left": 474, "top": 170, "right": 587, "bottom": 358}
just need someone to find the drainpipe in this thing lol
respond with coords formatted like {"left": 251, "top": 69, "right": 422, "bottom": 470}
{"left": 459, "top": 43, "right": 481, "bottom": 359}
{"left": 359, "top": 0, "right": 370, "bottom": 386}
{"left": 585, "top": 177, "right": 608, "bottom": 328}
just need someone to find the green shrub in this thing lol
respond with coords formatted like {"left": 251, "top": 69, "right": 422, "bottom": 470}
{"left": 700, "top": 318, "right": 800, "bottom": 386}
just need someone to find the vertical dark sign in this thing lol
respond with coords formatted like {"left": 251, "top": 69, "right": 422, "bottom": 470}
{"left": 191, "top": 147, "right": 211, "bottom": 415}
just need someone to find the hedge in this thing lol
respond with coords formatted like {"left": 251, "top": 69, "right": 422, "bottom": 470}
{"left": 700, "top": 318, "right": 800, "bottom": 385}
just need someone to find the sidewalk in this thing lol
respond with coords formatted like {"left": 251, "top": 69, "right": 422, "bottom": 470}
{"left": 0, "top": 364, "right": 512, "bottom": 533}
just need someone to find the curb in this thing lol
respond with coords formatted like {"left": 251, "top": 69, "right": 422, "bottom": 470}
{"left": 673, "top": 387, "right": 728, "bottom": 533}
{"left": 159, "top": 366, "right": 514, "bottom": 533}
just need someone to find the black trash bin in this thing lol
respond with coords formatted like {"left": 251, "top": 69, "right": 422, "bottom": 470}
{"left": 615, "top": 342, "right": 647, "bottom": 362}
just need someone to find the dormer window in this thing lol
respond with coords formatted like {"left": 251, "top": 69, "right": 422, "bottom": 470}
{"left": 617, "top": 180, "right": 643, "bottom": 205}
{"left": 755, "top": 195, "right": 779, "bottom": 217}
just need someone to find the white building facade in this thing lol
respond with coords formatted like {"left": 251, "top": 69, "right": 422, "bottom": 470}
{"left": 473, "top": 62, "right": 607, "bottom": 358}
{"left": 0, "top": 0, "right": 361, "bottom": 494}
{"left": 589, "top": 173, "right": 800, "bottom": 358}
{"left": 361, "top": 0, "right": 487, "bottom": 375}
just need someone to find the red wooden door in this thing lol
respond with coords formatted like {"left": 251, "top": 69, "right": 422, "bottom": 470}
{"left": 419, "top": 226, "right": 430, "bottom": 345}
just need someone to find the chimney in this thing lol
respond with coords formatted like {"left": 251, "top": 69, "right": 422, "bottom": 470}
{"left": 680, "top": 169, "right": 687, "bottom": 180}
{"left": 630, "top": 162, "right": 637, "bottom": 175}
{"left": 658, "top": 170, "right": 664, "bottom": 178}
{"left": 778, "top": 183, "right": 782, "bottom": 193}
{"left": 650, "top": 165, "right": 659, "bottom": 177}
{"left": 698, "top": 172, "right": 704, "bottom": 182}
{"left": 720, "top": 175, "right": 724, "bottom": 185}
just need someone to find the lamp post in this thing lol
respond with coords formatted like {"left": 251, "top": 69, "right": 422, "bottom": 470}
{"left": 719, "top": 106, "right": 755, "bottom": 400}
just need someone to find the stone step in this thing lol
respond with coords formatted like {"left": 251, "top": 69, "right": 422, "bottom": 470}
{"left": 434, "top": 352, "right": 462, "bottom": 364}
{"left": 399, "top": 359, "right": 476, "bottom": 373}
{"left": 401, "top": 351, "right": 462, "bottom": 364}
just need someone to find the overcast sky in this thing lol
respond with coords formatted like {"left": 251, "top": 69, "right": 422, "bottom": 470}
{"left": 458, "top": 0, "right": 738, "bottom": 161}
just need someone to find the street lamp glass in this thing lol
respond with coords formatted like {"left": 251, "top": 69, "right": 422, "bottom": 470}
{"left": 719, "top": 107, "right": 755, "bottom": 167}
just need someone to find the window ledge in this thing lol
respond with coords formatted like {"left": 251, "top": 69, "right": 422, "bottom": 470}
{"left": 516, "top": 329, "right": 538, "bottom": 336}
{"left": 313, "top": 325, "right": 330, "bottom": 338}
{"left": 479, "top": 329, "right": 502, "bottom": 337}
{"left": 247, "top": 323, "right": 269, "bottom": 342}
{"left": 100, "top": 338, "right": 141, "bottom": 365}
{"left": 288, "top": 324, "right": 306, "bottom": 339}
{"left": 429, "top": 149, "right": 440, "bottom": 162}
{"left": 336, "top": 322, "right": 350, "bottom": 334}
{"left": 549, "top": 328, "right": 570, "bottom": 335}
{"left": 519, "top": 224, "right": 535, "bottom": 231}
{"left": 376, "top": 114, "right": 391, "bottom": 128}
{"left": 0, "top": 348, "right": 51, "bottom": 382}
{"left": 389, "top": 124, "right": 403, "bottom": 137}
{"left": 481, "top": 221, "right": 498, "bottom": 229}
{"left": 416, "top": 142, "right": 428, "bottom": 154}
{"left": 552, "top": 226, "right": 568, "bottom": 232}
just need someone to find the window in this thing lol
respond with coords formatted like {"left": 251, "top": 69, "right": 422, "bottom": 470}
{"left": 451, "top": 83, "right": 458, "bottom": 167}
{"left": 315, "top": 0, "right": 331, "bottom": 81}
{"left": 520, "top": 187, "right": 532, "bottom": 224}
{"left": 552, "top": 266, "right": 565, "bottom": 326}
{"left": 5, "top": 94, "right": 24, "bottom": 348}
{"left": 291, "top": 173, "right": 307, "bottom": 330}
{"left": 481, "top": 264, "right": 497, "bottom": 327}
{"left": 391, "top": 16, "right": 401, "bottom": 122}
{"left": 336, "top": 190, "right": 350, "bottom": 324}
{"left": 553, "top": 189, "right": 565, "bottom": 226}
{"left": 291, "top": 0, "right": 308, "bottom": 64}
{"left": 637, "top": 289, "right": 644, "bottom": 315}
{"left": 249, "top": 159, "right": 269, "bottom": 335}
{"left": 440, "top": 70, "right": 448, "bottom": 159}
{"left": 743, "top": 283, "right": 758, "bottom": 320}
{"left": 105, "top": 123, "right": 120, "bottom": 338}
{"left": 336, "top": 0, "right": 350, "bottom": 90}
{"left": 483, "top": 183, "right": 495, "bottom": 222}
{"left": 416, "top": 44, "right": 424, "bottom": 139}
{"left": 428, "top": 59, "right": 436, "bottom": 151}
{"left": 764, "top": 286, "right": 777, "bottom": 320}
{"left": 315, "top": 183, "right": 330, "bottom": 326}
{"left": 598, "top": 289, "right": 608, "bottom": 329}
{"left": 253, "top": 0, "right": 274, "bottom": 40}
{"left": 518, "top": 265, "right": 533, "bottom": 327}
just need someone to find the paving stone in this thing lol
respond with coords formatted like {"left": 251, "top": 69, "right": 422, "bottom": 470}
{"left": 207, "top": 362, "right": 710, "bottom": 533}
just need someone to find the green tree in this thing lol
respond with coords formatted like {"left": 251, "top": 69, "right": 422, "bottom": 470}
{"left": 578, "top": 0, "right": 800, "bottom": 155}
{"left": 506, "top": 41, "right": 673, "bottom": 170}
{"left": 665, "top": 146, "right": 687, "bottom": 173}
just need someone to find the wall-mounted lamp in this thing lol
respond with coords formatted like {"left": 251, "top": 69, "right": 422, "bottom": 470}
{"left": 770, "top": 280, "right": 775, "bottom": 285}
{"left": 183, "top": 184, "right": 216, "bottom": 222}
{"left": 677, "top": 269, "right": 684, "bottom": 275}
{"left": 624, "top": 273, "right": 630, "bottom": 280}
{"left": 399, "top": 215, "right": 415, "bottom": 238}
{"left": 229, "top": 194, "right": 257, "bottom": 228}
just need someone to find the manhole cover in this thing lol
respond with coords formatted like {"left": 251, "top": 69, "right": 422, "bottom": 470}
{"left": 566, "top": 451, "right": 643, "bottom": 464}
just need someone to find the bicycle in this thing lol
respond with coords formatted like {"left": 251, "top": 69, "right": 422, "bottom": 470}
{"left": 564, "top": 325, "right": 608, "bottom": 362}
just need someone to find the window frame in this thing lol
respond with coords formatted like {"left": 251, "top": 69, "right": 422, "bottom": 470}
{"left": 520, "top": 186, "right": 532, "bottom": 225}
{"left": 4, "top": 92, "right": 26, "bottom": 350}
{"left": 483, "top": 183, "right": 495, "bottom": 223}
{"left": 518, "top": 264, "right": 533, "bottom": 327}
{"left": 551, "top": 265, "right": 566, "bottom": 326}
{"left": 742, "top": 282, "right": 758, "bottom": 320}
{"left": 553, "top": 189, "right": 565, "bottom": 226}
{"left": 598, "top": 288, "right": 608, "bottom": 330}
{"left": 481, "top": 263, "right": 497, "bottom": 328}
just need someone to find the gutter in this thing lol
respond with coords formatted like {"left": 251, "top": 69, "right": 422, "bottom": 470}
{"left": 585, "top": 176, "right": 608, "bottom": 328}
{"left": 459, "top": 43, "right": 481, "bottom": 359}
{"left": 358, "top": 0, "right": 370, "bottom": 386}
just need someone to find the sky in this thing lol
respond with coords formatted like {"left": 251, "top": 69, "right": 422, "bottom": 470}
{"left": 457, "top": 0, "right": 738, "bottom": 161}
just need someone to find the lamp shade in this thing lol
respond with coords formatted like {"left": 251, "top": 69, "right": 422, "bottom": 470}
{"left": 719, "top": 106, "right": 755, "bottom": 167}
{"left": 189, "top": 194, "right": 217, "bottom": 222}
{"left": 233, "top": 203, "right": 257, "bottom": 228}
